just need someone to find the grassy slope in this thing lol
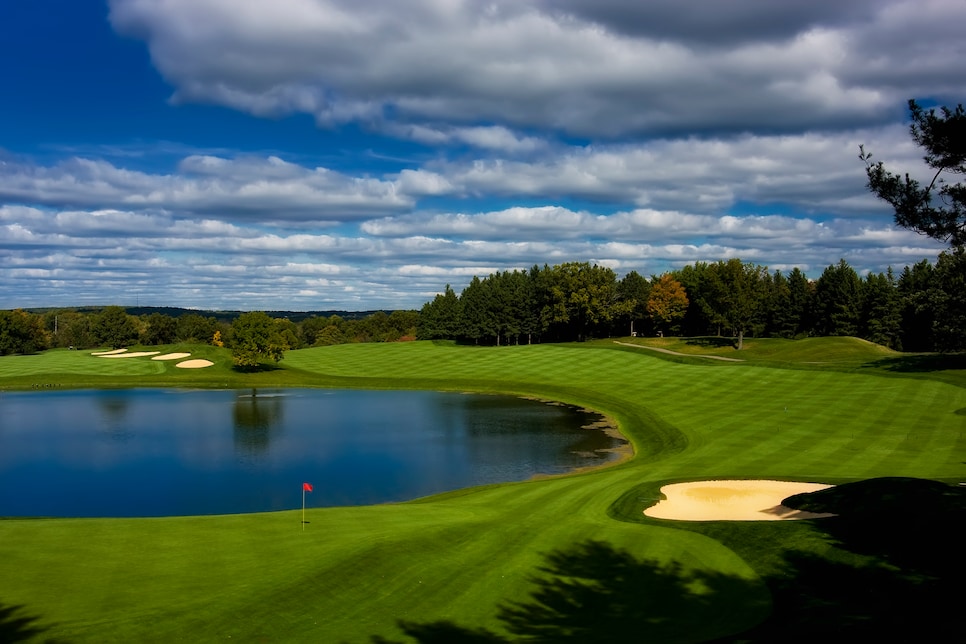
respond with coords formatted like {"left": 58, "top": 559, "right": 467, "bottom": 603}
{"left": 1, "top": 338, "right": 963, "bottom": 642}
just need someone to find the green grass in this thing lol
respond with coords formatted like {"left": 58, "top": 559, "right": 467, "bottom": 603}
{"left": 1, "top": 338, "right": 964, "bottom": 642}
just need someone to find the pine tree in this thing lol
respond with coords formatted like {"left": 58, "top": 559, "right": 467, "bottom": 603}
{"left": 862, "top": 100, "right": 966, "bottom": 244}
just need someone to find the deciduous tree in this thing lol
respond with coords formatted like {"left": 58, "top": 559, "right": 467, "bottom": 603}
{"left": 704, "top": 259, "right": 769, "bottom": 349}
{"left": 228, "top": 311, "right": 286, "bottom": 368}
{"left": 93, "top": 306, "right": 139, "bottom": 349}
{"left": 0, "top": 310, "right": 49, "bottom": 355}
{"left": 646, "top": 274, "right": 689, "bottom": 336}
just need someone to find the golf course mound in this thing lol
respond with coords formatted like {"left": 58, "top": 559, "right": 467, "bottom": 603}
{"left": 644, "top": 480, "right": 836, "bottom": 521}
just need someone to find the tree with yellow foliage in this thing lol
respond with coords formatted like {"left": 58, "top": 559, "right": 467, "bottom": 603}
{"left": 646, "top": 274, "right": 689, "bottom": 336}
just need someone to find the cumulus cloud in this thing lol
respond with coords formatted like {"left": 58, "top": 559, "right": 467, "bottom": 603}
{"left": 0, "top": 154, "right": 410, "bottom": 221}
{"left": 108, "top": 0, "right": 965, "bottom": 138}
{"left": 393, "top": 126, "right": 920, "bottom": 215}
{"left": 0, "top": 1, "right": 959, "bottom": 310}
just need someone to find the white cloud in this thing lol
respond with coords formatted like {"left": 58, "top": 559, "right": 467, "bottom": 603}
{"left": 0, "top": 155, "right": 410, "bottom": 221}
{"left": 1, "top": 1, "right": 960, "bottom": 310}
{"left": 109, "top": 0, "right": 966, "bottom": 137}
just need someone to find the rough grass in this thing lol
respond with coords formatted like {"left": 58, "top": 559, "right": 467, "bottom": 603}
{"left": 1, "top": 338, "right": 963, "bottom": 642}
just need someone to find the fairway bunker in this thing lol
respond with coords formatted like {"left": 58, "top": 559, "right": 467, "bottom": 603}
{"left": 644, "top": 480, "right": 835, "bottom": 521}
{"left": 91, "top": 349, "right": 213, "bottom": 368}
{"left": 175, "top": 359, "right": 214, "bottom": 368}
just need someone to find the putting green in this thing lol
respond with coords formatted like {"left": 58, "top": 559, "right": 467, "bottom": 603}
{"left": 0, "top": 338, "right": 963, "bottom": 642}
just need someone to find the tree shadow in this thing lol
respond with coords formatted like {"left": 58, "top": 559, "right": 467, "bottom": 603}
{"left": 497, "top": 540, "right": 765, "bottom": 643}
{"left": 732, "top": 477, "right": 965, "bottom": 642}
{"left": 863, "top": 352, "right": 966, "bottom": 374}
{"left": 370, "top": 621, "right": 506, "bottom": 643}
{"left": 229, "top": 363, "right": 284, "bottom": 373}
{"left": 373, "top": 478, "right": 964, "bottom": 643}
{"left": 372, "top": 540, "right": 767, "bottom": 643}
{"left": 683, "top": 336, "right": 737, "bottom": 349}
{"left": 0, "top": 601, "right": 48, "bottom": 642}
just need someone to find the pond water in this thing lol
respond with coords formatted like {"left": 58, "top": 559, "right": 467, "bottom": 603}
{"left": 0, "top": 388, "right": 624, "bottom": 517}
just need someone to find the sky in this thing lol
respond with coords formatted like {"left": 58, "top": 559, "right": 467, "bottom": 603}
{"left": 1, "top": 0, "right": 963, "bottom": 312}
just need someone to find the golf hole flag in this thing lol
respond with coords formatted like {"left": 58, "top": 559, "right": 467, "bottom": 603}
{"left": 301, "top": 482, "right": 313, "bottom": 530}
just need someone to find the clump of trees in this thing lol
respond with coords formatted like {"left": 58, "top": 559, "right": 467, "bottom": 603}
{"left": 418, "top": 250, "right": 966, "bottom": 352}
{"left": 0, "top": 309, "right": 50, "bottom": 355}
{"left": 0, "top": 306, "right": 419, "bottom": 356}
{"left": 227, "top": 311, "right": 287, "bottom": 368}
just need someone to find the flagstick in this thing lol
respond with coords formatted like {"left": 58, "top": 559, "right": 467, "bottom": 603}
{"left": 302, "top": 487, "right": 306, "bottom": 532}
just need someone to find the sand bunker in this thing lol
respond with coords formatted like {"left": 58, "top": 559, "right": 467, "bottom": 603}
{"left": 152, "top": 353, "right": 192, "bottom": 361}
{"left": 98, "top": 351, "right": 161, "bottom": 358}
{"left": 644, "top": 480, "right": 835, "bottom": 521}
{"left": 175, "top": 359, "right": 214, "bottom": 369}
{"left": 91, "top": 349, "right": 128, "bottom": 355}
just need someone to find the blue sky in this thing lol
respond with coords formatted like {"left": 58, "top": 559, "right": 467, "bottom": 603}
{"left": 1, "top": 0, "right": 961, "bottom": 311}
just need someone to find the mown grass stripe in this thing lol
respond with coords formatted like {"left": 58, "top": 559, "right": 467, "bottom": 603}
{"left": 1, "top": 338, "right": 963, "bottom": 642}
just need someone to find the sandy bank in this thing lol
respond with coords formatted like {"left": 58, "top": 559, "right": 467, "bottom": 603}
{"left": 644, "top": 480, "right": 835, "bottom": 521}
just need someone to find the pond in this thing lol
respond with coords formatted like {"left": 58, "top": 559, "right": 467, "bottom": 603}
{"left": 0, "top": 388, "right": 625, "bottom": 517}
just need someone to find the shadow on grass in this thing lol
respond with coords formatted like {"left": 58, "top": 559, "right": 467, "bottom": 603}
{"left": 683, "top": 337, "right": 737, "bottom": 349}
{"left": 0, "top": 601, "right": 49, "bottom": 642}
{"left": 731, "top": 477, "right": 965, "bottom": 642}
{"left": 230, "top": 363, "right": 285, "bottom": 374}
{"left": 372, "top": 540, "right": 767, "bottom": 643}
{"left": 863, "top": 352, "right": 966, "bottom": 374}
{"left": 374, "top": 479, "right": 964, "bottom": 643}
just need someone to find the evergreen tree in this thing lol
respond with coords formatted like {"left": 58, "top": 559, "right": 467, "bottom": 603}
{"left": 786, "top": 267, "right": 814, "bottom": 337}
{"left": 862, "top": 100, "right": 966, "bottom": 245}
{"left": 764, "top": 270, "right": 794, "bottom": 338}
{"left": 929, "top": 247, "right": 966, "bottom": 352}
{"left": 417, "top": 285, "right": 462, "bottom": 340}
{"left": 897, "top": 260, "right": 936, "bottom": 351}
{"left": 813, "top": 260, "right": 861, "bottom": 337}
{"left": 860, "top": 269, "right": 902, "bottom": 349}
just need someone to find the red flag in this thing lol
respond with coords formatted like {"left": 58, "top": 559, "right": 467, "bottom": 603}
{"left": 303, "top": 482, "right": 313, "bottom": 492}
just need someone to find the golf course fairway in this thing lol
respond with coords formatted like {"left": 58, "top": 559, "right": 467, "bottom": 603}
{"left": 1, "top": 338, "right": 963, "bottom": 642}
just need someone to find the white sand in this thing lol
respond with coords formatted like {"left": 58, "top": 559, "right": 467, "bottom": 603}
{"left": 98, "top": 351, "right": 161, "bottom": 358}
{"left": 644, "top": 480, "right": 835, "bottom": 521}
{"left": 152, "top": 353, "right": 192, "bottom": 361}
{"left": 91, "top": 349, "right": 128, "bottom": 355}
{"left": 175, "top": 359, "right": 214, "bottom": 369}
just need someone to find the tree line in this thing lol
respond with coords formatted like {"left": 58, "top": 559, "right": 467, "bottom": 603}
{"left": 0, "top": 307, "right": 419, "bottom": 356}
{"left": 418, "top": 248, "right": 966, "bottom": 352}
{"left": 3, "top": 248, "right": 963, "bottom": 358}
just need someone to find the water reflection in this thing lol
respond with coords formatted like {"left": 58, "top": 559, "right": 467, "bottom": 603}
{"left": 97, "top": 394, "right": 133, "bottom": 442}
{"left": 233, "top": 389, "right": 284, "bottom": 459}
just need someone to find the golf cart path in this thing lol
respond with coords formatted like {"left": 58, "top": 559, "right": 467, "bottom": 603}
{"left": 613, "top": 341, "right": 745, "bottom": 362}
